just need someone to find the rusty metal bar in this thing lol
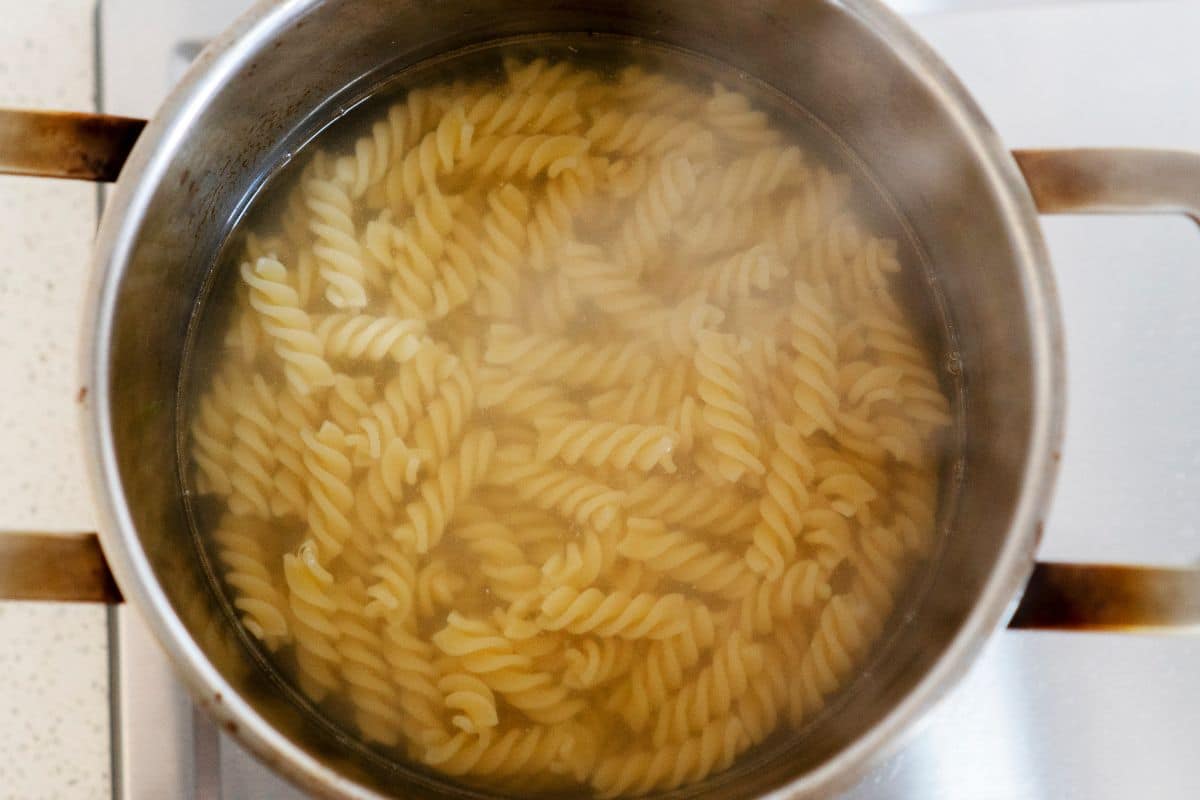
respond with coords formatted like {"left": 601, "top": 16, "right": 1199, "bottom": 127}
{"left": 0, "top": 109, "right": 145, "bottom": 182}
{"left": 1010, "top": 149, "right": 1200, "bottom": 633}
{"left": 1013, "top": 148, "right": 1200, "bottom": 224}
{"left": 1010, "top": 562, "right": 1200, "bottom": 632}
{"left": 0, "top": 532, "right": 122, "bottom": 603}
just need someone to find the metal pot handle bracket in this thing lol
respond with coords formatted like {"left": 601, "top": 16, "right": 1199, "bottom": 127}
{"left": 0, "top": 109, "right": 143, "bottom": 603}
{"left": 1010, "top": 148, "right": 1200, "bottom": 632}
{"left": 2, "top": 113, "right": 1198, "bottom": 632}
{"left": 0, "top": 109, "right": 144, "bottom": 181}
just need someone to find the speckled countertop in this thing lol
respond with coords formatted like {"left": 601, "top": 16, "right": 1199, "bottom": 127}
{"left": 0, "top": 1, "right": 112, "bottom": 798}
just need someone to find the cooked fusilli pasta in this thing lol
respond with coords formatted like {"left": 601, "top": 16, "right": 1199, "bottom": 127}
{"left": 190, "top": 53, "right": 951, "bottom": 798}
{"left": 240, "top": 256, "right": 335, "bottom": 395}
{"left": 694, "top": 330, "right": 765, "bottom": 482}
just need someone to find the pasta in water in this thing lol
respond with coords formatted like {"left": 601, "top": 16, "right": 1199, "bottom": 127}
{"left": 188, "top": 49, "right": 951, "bottom": 797}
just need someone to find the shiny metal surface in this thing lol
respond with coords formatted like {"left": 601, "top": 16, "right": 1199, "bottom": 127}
{"left": 842, "top": 632, "right": 1200, "bottom": 799}
{"left": 111, "top": 604, "right": 203, "bottom": 800}
{"left": 67, "top": 0, "right": 1200, "bottom": 799}
{"left": 93, "top": 0, "right": 1200, "bottom": 797}
{"left": 845, "top": 4, "right": 1200, "bottom": 796}
{"left": 83, "top": 0, "right": 1060, "bottom": 796}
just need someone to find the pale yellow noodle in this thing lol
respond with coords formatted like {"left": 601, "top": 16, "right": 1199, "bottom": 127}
{"left": 193, "top": 56, "right": 953, "bottom": 797}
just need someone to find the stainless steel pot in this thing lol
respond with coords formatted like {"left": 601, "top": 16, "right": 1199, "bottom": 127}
{"left": 1, "top": 1, "right": 1198, "bottom": 798}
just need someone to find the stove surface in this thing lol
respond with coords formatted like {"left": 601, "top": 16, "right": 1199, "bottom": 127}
{"left": 99, "top": 1, "right": 1200, "bottom": 798}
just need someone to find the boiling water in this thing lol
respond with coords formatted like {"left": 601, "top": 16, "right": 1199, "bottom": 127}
{"left": 179, "top": 37, "right": 958, "bottom": 798}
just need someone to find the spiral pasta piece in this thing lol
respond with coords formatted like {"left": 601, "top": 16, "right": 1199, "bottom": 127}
{"left": 291, "top": 422, "right": 353, "bottom": 561}
{"left": 702, "top": 83, "right": 780, "bottom": 147}
{"left": 617, "top": 518, "right": 756, "bottom": 600}
{"left": 732, "top": 643, "right": 791, "bottom": 746}
{"left": 814, "top": 452, "right": 879, "bottom": 521}
{"left": 558, "top": 241, "right": 665, "bottom": 325}
{"left": 692, "top": 145, "right": 807, "bottom": 213}
{"left": 240, "top": 257, "right": 334, "bottom": 394}
{"left": 332, "top": 579, "right": 406, "bottom": 744}
{"left": 789, "top": 280, "right": 840, "bottom": 436}
{"left": 769, "top": 167, "right": 852, "bottom": 260}
{"left": 315, "top": 313, "right": 426, "bottom": 363}
{"left": 333, "top": 92, "right": 442, "bottom": 200}
{"left": 535, "top": 418, "right": 678, "bottom": 473}
{"left": 224, "top": 374, "right": 278, "bottom": 519}
{"left": 418, "top": 724, "right": 579, "bottom": 780}
{"left": 212, "top": 514, "right": 289, "bottom": 648}
{"left": 415, "top": 558, "right": 468, "bottom": 619}
{"left": 385, "top": 104, "right": 474, "bottom": 210}
{"left": 586, "top": 361, "right": 690, "bottom": 425}
{"left": 649, "top": 632, "right": 764, "bottom": 746}
{"left": 363, "top": 538, "right": 418, "bottom": 623}
{"left": 746, "top": 422, "right": 815, "bottom": 578}
{"left": 801, "top": 504, "right": 857, "bottom": 575}
{"left": 438, "top": 672, "right": 499, "bottom": 734}
{"left": 831, "top": 234, "right": 904, "bottom": 313}
{"left": 394, "top": 429, "right": 496, "bottom": 553}
{"left": 326, "top": 374, "right": 377, "bottom": 437}
{"left": 506, "top": 57, "right": 605, "bottom": 99}
{"left": 350, "top": 371, "right": 434, "bottom": 470}
{"left": 585, "top": 110, "right": 713, "bottom": 160}
{"left": 409, "top": 365, "right": 475, "bottom": 461}
{"left": 379, "top": 344, "right": 461, "bottom": 433}
{"left": 222, "top": 301, "right": 262, "bottom": 367}
{"left": 476, "top": 366, "right": 581, "bottom": 424}
{"left": 850, "top": 524, "right": 908, "bottom": 626}
{"left": 539, "top": 525, "right": 619, "bottom": 592}
{"left": 611, "top": 65, "right": 702, "bottom": 115}
{"left": 736, "top": 559, "right": 831, "bottom": 637}
{"left": 695, "top": 245, "right": 785, "bottom": 305}
{"left": 354, "top": 437, "right": 427, "bottom": 534}
{"left": 268, "top": 384, "right": 321, "bottom": 517}
{"left": 612, "top": 154, "right": 697, "bottom": 274}
{"left": 537, "top": 586, "right": 689, "bottom": 640}
{"left": 797, "top": 594, "right": 871, "bottom": 715}
{"left": 679, "top": 202, "right": 759, "bottom": 259}
{"left": 694, "top": 330, "right": 765, "bottom": 482}
{"left": 381, "top": 621, "right": 447, "bottom": 744}
{"left": 433, "top": 612, "right": 585, "bottom": 724}
{"left": 484, "top": 324, "right": 654, "bottom": 390}
{"left": 474, "top": 184, "right": 532, "bottom": 316}
{"left": 590, "top": 717, "right": 750, "bottom": 798}
{"left": 890, "top": 464, "right": 939, "bottom": 554}
{"left": 466, "top": 89, "right": 583, "bottom": 137}
{"left": 563, "top": 638, "right": 636, "bottom": 690}
{"left": 526, "top": 159, "right": 602, "bottom": 270}
{"left": 624, "top": 475, "right": 757, "bottom": 538}
{"left": 283, "top": 543, "right": 341, "bottom": 700}
{"left": 607, "top": 605, "right": 716, "bottom": 732}
{"left": 304, "top": 169, "right": 370, "bottom": 308}
{"left": 385, "top": 192, "right": 475, "bottom": 320}
{"left": 839, "top": 361, "right": 904, "bottom": 413}
{"left": 451, "top": 504, "right": 541, "bottom": 602}
{"left": 486, "top": 445, "right": 624, "bottom": 531}
{"left": 862, "top": 309, "right": 953, "bottom": 431}
{"left": 651, "top": 294, "right": 727, "bottom": 358}
{"left": 457, "top": 133, "right": 590, "bottom": 181}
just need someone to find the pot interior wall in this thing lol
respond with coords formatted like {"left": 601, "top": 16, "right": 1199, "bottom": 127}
{"left": 99, "top": 1, "right": 1041, "bottom": 797}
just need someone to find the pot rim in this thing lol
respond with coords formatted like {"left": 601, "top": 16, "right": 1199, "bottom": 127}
{"left": 81, "top": 1, "right": 1065, "bottom": 797}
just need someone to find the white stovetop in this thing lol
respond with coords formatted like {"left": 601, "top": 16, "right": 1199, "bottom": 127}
{"left": 2, "top": 0, "right": 1199, "bottom": 798}
{"left": 0, "top": 2, "right": 110, "bottom": 799}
